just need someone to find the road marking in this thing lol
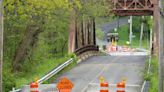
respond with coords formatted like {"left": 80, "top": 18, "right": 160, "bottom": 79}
{"left": 81, "top": 57, "right": 121, "bottom": 92}
{"left": 108, "top": 52, "right": 149, "bottom": 56}
{"left": 89, "top": 83, "right": 141, "bottom": 87}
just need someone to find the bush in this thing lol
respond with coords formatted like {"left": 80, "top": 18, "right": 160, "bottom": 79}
{"left": 96, "top": 28, "right": 104, "bottom": 40}
{"left": 3, "top": 72, "right": 16, "bottom": 92}
{"left": 149, "top": 56, "right": 158, "bottom": 92}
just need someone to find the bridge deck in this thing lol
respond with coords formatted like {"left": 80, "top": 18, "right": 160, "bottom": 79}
{"left": 55, "top": 56, "right": 146, "bottom": 92}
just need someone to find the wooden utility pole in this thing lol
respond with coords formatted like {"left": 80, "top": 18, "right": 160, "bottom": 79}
{"left": 0, "top": 0, "right": 3, "bottom": 92}
{"left": 154, "top": 0, "right": 164, "bottom": 92}
{"left": 158, "top": 0, "right": 164, "bottom": 91}
{"left": 153, "top": 0, "right": 160, "bottom": 55}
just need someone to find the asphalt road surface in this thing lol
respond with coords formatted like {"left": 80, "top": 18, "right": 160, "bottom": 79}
{"left": 99, "top": 18, "right": 129, "bottom": 33}
{"left": 96, "top": 17, "right": 129, "bottom": 45}
{"left": 55, "top": 55, "right": 146, "bottom": 92}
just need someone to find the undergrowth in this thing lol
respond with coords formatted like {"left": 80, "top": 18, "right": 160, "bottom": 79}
{"left": 149, "top": 56, "right": 158, "bottom": 92}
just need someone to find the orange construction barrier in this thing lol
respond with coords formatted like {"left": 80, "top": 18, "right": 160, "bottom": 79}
{"left": 116, "top": 81, "right": 125, "bottom": 92}
{"left": 111, "top": 45, "right": 117, "bottom": 52}
{"left": 100, "top": 82, "right": 109, "bottom": 92}
{"left": 30, "top": 81, "right": 39, "bottom": 92}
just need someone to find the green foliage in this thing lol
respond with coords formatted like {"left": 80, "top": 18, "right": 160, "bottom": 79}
{"left": 15, "top": 56, "right": 71, "bottom": 88}
{"left": 73, "top": 0, "right": 111, "bottom": 19}
{"left": 96, "top": 28, "right": 104, "bottom": 40}
{"left": 115, "top": 25, "right": 129, "bottom": 46}
{"left": 80, "top": 0, "right": 109, "bottom": 17}
{"left": 45, "top": 58, "right": 77, "bottom": 84}
{"left": 3, "top": 70, "right": 16, "bottom": 92}
{"left": 3, "top": 0, "right": 72, "bottom": 91}
{"left": 3, "top": 0, "right": 110, "bottom": 91}
{"left": 149, "top": 56, "right": 158, "bottom": 92}
{"left": 144, "top": 56, "right": 158, "bottom": 92}
{"left": 112, "top": 16, "right": 150, "bottom": 49}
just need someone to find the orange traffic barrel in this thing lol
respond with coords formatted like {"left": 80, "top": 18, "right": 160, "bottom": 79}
{"left": 117, "top": 81, "right": 125, "bottom": 92}
{"left": 30, "top": 81, "right": 39, "bottom": 92}
{"left": 100, "top": 82, "right": 109, "bottom": 92}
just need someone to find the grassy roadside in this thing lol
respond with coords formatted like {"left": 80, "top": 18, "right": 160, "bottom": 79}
{"left": 149, "top": 56, "right": 158, "bottom": 92}
{"left": 45, "top": 58, "right": 77, "bottom": 84}
{"left": 112, "top": 25, "right": 149, "bottom": 49}
{"left": 14, "top": 55, "right": 73, "bottom": 88}
{"left": 144, "top": 56, "right": 158, "bottom": 92}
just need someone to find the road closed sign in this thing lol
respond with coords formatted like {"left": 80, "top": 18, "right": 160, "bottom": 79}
{"left": 57, "top": 77, "right": 74, "bottom": 92}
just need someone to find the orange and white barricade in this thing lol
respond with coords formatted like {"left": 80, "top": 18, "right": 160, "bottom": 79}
{"left": 116, "top": 81, "right": 125, "bottom": 92}
{"left": 100, "top": 82, "right": 109, "bottom": 92}
{"left": 30, "top": 81, "right": 39, "bottom": 92}
{"left": 111, "top": 45, "right": 117, "bottom": 52}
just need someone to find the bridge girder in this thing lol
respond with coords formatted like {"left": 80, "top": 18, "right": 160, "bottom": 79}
{"left": 112, "top": 0, "right": 155, "bottom": 16}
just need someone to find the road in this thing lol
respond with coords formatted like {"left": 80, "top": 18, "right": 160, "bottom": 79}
{"left": 99, "top": 17, "right": 129, "bottom": 33}
{"left": 96, "top": 17, "right": 129, "bottom": 45}
{"left": 55, "top": 55, "right": 146, "bottom": 92}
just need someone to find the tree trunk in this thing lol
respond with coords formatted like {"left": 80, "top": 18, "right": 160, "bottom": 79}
{"left": 12, "top": 26, "right": 42, "bottom": 71}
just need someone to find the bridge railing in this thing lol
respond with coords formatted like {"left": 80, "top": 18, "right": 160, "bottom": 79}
{"left": 74, "top": 45, "right": 99, "bottom": 56}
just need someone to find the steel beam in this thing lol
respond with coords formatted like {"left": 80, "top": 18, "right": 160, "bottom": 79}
{"left": 112, "top": 0, "right": 154, "bottom": 16}
{"left": 93, "top": 18, "right": 96, "bottom": 45}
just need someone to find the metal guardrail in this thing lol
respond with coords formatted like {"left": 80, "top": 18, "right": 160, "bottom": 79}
{"left": 140, "top": 26, "right": 153, "bottom": 92}
{"left": 140, "top": 55, "right": 151, "bottom": 92}
{"left": 10, "top": 58, "right": 74, "bottom": 92}
{"left": 38, "top": 58, "right": 73, "bottom": 84}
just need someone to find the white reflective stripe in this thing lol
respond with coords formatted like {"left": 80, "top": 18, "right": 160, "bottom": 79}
{"left": 30, "top": 88, "right": 39, "bottom": 91}
{"left": 117, "top": 88, "right": 125, "bottom": 91}
{"left": 100, "top": 87, "right": 108, "bottom": 90}
{"left": 90, "top": 83, "right": 139, "bottom": 86}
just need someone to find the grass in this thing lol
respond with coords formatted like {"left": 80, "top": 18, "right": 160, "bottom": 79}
{"left": 148, "top": 56, "right": 158, "bottom": 92}
{"left": 114, "top": 25, "right": 149, "bottom": 49}
{"left": 45, "top": 58, "right": 77, "bottom": 84}
{"left": 12, "top": 31, "right": 73, "bottom": 88}
{"left": 143, "top": 55, "right": 158, "bottom": 92}
{"left": 14, "top": 56, "right": 72, "bottom": 88}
